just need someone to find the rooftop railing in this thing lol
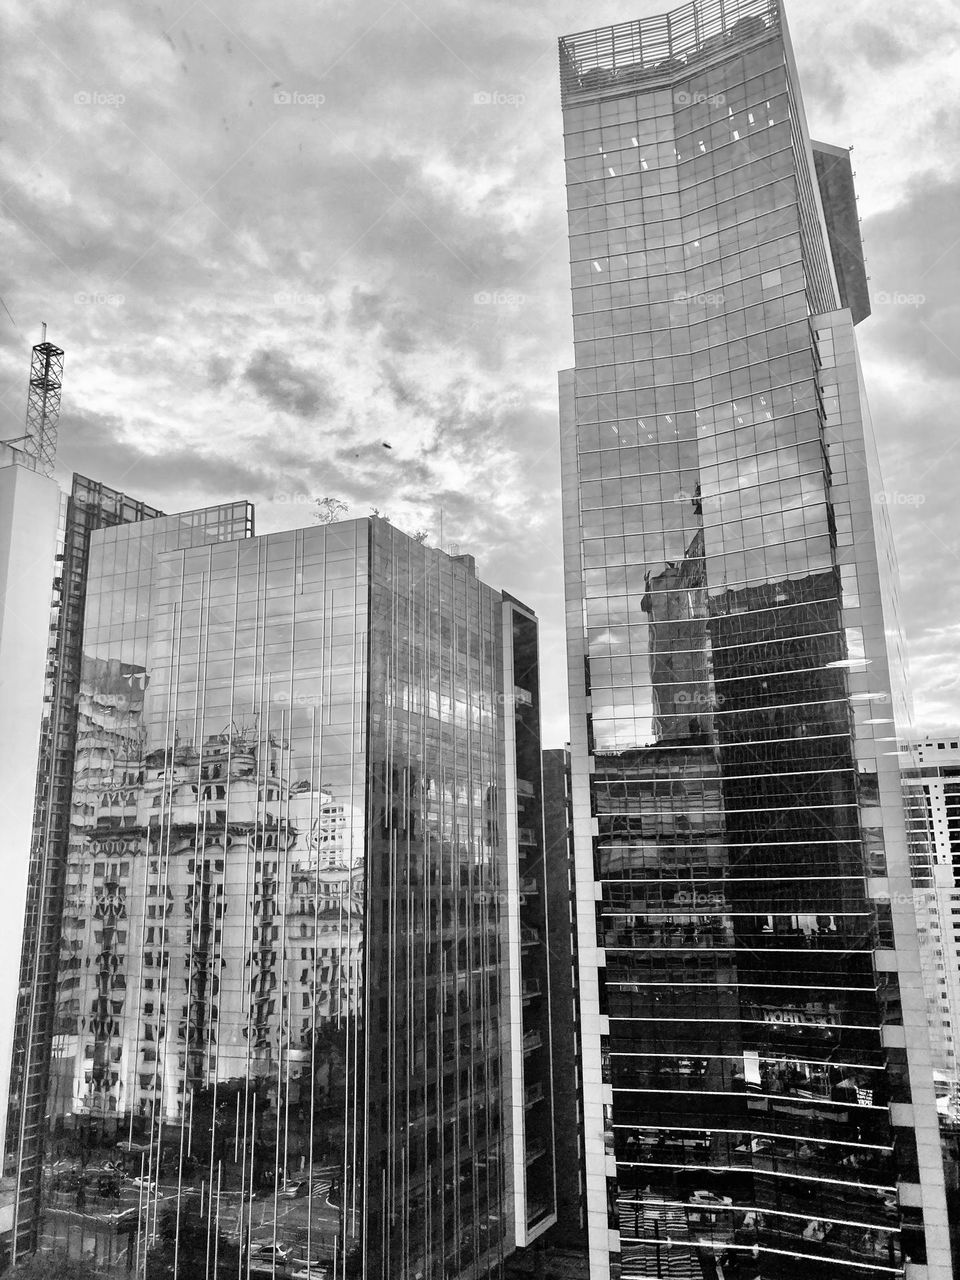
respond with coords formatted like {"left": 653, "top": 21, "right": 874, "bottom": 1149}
{"left": 559, "top": 0, "right": 779, "bottom": 105}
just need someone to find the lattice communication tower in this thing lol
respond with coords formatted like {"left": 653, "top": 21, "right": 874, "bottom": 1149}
{"left": 23, "top": 325, "right": 64, "bottom": 476}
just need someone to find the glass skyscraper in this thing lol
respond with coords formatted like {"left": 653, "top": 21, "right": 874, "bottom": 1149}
{"left": 9, "top": 509, "right": 556, "bottom": 1277}
{"left": 558, "top": 1, "right": 951, "bottom": 1277}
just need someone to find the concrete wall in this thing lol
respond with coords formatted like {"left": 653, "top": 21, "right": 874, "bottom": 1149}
{"left": 0, "top": 463, "right": 60, "bottom": 1162}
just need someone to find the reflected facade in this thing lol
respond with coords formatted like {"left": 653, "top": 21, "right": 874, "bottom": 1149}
{"left": 18, "top": 513, "right": 555, "bottom": 1277}
{"left": 6, "top": 476, "right": 165, "bottom": 1264}
{"left": 558, "top": 2, "right": 950, "bottom": 1277}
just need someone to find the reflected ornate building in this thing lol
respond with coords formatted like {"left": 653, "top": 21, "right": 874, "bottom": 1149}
{"left": 558, "top": 1, "right": 951, "bottom": 1277}
{"left": 6, "top": 476, "right": 165, "bottom": 1266}
{"left": 9, "top": 511, "right": 557, "bottom": 1278}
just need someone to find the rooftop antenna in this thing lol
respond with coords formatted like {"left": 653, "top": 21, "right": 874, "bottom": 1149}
{"left": 2, "top": 324, "right": 64, "bottom": 476}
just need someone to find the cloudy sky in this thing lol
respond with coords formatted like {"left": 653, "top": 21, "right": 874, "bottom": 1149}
{"left": 2, "top": 0, "right": 959, "bottom": 746}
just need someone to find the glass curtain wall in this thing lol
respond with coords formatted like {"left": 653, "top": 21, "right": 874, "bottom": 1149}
{"left": 559, "top": 2, "right": 927, "bottom": 1276}
{"left": 44, "top": 514, "right": 367, "bottom": 1278}
{"left": 38, "top": 514, "right": 515, "bottom": 1280}
{"left": 365, "top": 523, "right": 509, "bottom": 1280}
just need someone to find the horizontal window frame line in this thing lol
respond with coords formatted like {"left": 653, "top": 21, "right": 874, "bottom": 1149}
{"left": 616, "top": 1157, "right": 896, "bottom": 1195}
{"left": 608, "top": 1086, "right": 891, "bottom": 1112}
{"left": 615, "top": 1193, "right": 897, "bottom": 1237}
{"left": 569, "top": 321, "right": 814, "bottom": 374}
{"left": 574, "top": 372, "right": 820, "bottom": 435}
{"left": 592, "top": 846, "right": 868, "bottom": 856}
{"left": 599, "top": 909, "right": 880, "bottom": 919}
{"left": 566, "top": 140, "right": 798, "bottom": 201}
{"left": 612, "top": 1121, "right": 893, "bottom": 1153}
{"left": 565, "top": 95, "right": 793, "bottom": 167}
{"left": 608, "top": 1050, "right": 887, "bottom": 1071}
{"left": 616, "top": 1236, "right": 900, "bottom": 1277}
{"left": 601, "top": 939, "right": 883, "bottom": 951}
{"left": 576, "top": 416, "right": 819, "bottom": 455}
{"left": 601, "top": 983, "right": 885, "bottom": 993}
{"left": 573, "top": 354, "right": 817, "bottom": 418}
{"left": 579, "top": 468, "right": 826, "bottom": 503}
{"left": 603, "top": 1014, "right": 886, "bottom": 1032}
{"left": 595, "top": 631, "right": 850, "bottom": 663}
{"left": 590, "top": 729, "right": 856, "bottom": 751}
{"left": 564, "top": 67, "right": 790, "bottom": 142}
{"left": 598, "top": 799, "right": 864, "bottom": 817}
{"left": 579, "top": 474, "right": 828, "bottom": 512}
{"left": 578, "top": 555, "right": 839, "bottom": 588}
{"left": 590, "top": 690, "right": 854, "bottom": 714}
{"left": 569, "top": 225, "right": 805, "bottom": 288}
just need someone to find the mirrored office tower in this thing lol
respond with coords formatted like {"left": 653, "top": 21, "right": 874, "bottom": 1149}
{"left": 20, "top": 511, "right": 555, "bottom": 1278}
{"left": 558, "top": 1, "right": 951, "bottom": 1277}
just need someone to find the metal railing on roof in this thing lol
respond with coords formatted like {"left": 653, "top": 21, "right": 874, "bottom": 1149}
{"left": 559, "top": 0, "right": 780, "bottom": 105}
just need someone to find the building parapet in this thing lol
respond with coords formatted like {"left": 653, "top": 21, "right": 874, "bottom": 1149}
{"left": 559, "top": 0, "right": 779, "bottom": 105}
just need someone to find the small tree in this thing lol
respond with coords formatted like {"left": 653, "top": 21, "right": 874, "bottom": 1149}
{"left": 314, "top": 497, "right": 348, "bottom": 524}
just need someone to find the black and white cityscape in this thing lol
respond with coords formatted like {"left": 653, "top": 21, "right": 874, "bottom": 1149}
{"left": 1, "top": 1, "right": 959, "bottom": 1279}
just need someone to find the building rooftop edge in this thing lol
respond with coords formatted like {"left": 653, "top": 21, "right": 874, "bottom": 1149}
{"left": 810, "top": 138, "right": 852, "bottom": 158}
{"left": 559, "top": 0, "right": 780, "bottom": 106}
{"left": 559, "top": 0, "right": 778, "bottom": 48}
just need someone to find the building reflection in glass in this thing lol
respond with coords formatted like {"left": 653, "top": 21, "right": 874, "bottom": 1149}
{"left": 559, "top": 0, "right": 945, "bottom": 1273}
{"left": 37, "top": 514, "right": 536, "bottom": 1279}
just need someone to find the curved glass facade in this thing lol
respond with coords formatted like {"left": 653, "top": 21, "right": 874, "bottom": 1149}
{"left": 559, "top": 2, "right": 950, "bottom": 1277}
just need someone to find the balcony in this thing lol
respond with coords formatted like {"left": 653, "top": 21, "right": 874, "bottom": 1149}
{"left": 521, "top": 980, "right": 541, "bottom": 1003}
{"left": 524, "top": 1083, "right": 544, "bottom": 1109}
{"left": 522, "top": 1031, "right": 542, "bottom": 1055}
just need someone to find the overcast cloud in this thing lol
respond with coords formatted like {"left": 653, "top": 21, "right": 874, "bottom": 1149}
{"left": 1, "top": 0, "right": 959, "bottom": 745}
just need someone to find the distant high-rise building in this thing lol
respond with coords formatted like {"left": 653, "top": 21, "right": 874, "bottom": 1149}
{"left": 8, "top": 508, "right": 556, "bottom": 1278}
{"left": 558, "top": 1, "right": 951, "bottom": 1277}
{"left": 905, "top": 735, "right": 960, "bottom": 1098}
